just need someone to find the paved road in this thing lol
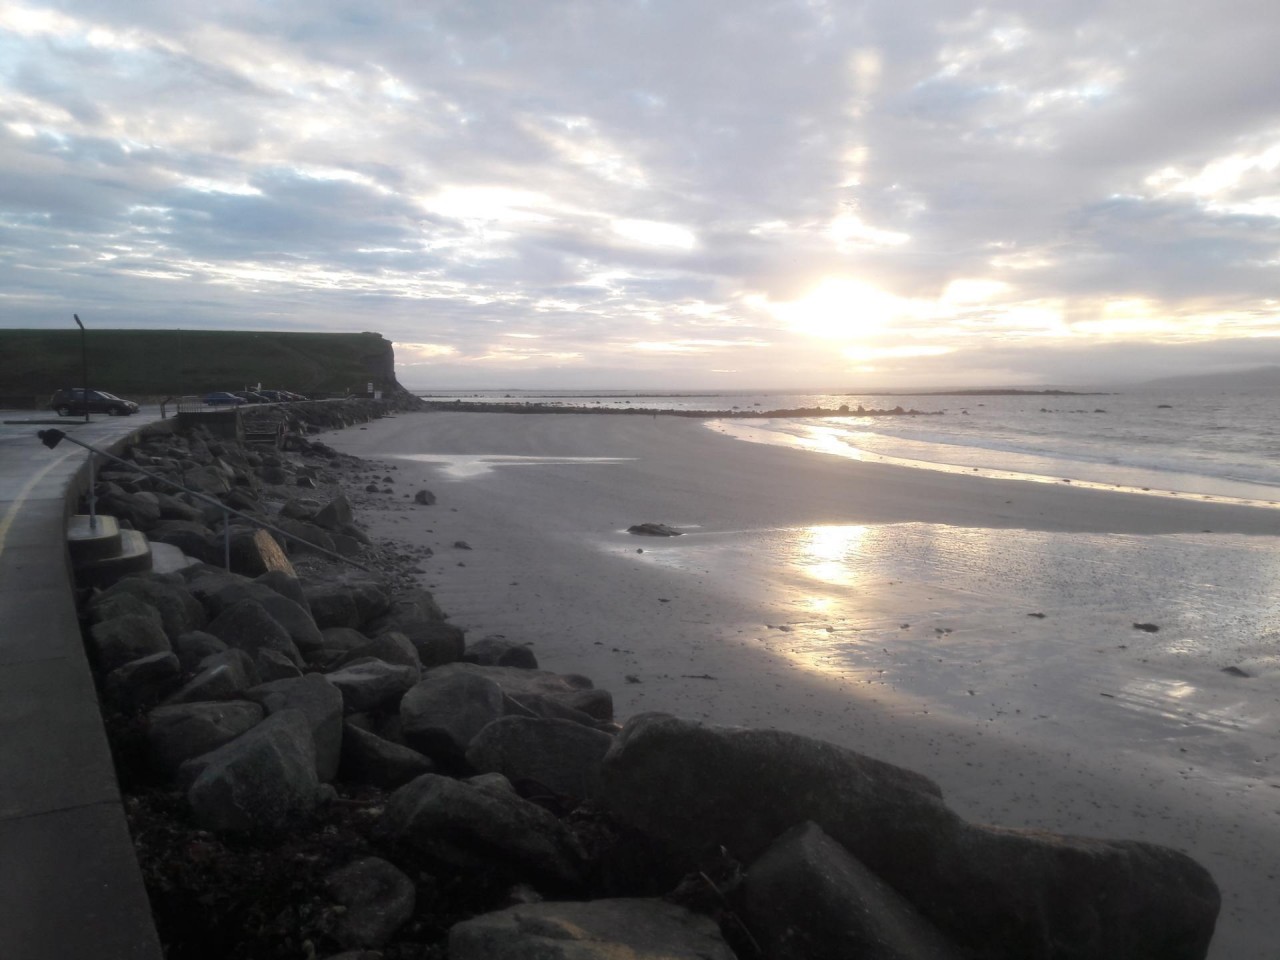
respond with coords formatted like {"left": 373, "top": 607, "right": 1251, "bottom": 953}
{"left": 0, "top": 408, "right": 165, "bottom": 959}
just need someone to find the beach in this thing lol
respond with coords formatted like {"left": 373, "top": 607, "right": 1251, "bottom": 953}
{"left": 322, "top": 410, "right": 1280, "bottom": 959}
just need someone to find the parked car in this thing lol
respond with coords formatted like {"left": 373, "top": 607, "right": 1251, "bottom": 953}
{"left": 202, "top": 392, "right": 246, "bottom": 406}
{"left": 255, "top": 389, "right": 288, "bottom": 402}
{"left": 231, "top": 390, "right": 270, "bottom": 404}
{"left": 48, "top": 388, "right": 139, "bottom": 417}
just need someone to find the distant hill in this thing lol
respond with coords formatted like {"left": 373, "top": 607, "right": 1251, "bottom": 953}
{"left": 0, "top": 329, "right": 404, "bottom": 398}
{"left": 1133, "top": 365, "right": 1280, "bottom": 392}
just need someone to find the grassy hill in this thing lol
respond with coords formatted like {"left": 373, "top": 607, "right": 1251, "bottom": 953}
{"left": 0, "top": 329, "right": 400, "bottom": 398}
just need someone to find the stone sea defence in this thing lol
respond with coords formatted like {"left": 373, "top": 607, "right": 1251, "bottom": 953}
{"left": 79, "top": 401, "right": 1219, "bottom": 959}
{"left": 425, "top": 399, "right": 942, "bottom": 418}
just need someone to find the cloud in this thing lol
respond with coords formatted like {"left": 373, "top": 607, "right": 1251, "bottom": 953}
{"left": 2, "top": 0, "right": 1279, "bottom": 389}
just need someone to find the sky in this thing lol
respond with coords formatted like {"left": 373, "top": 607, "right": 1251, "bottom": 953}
{"left": 2, "top": 1, "right": 1280, "bottom": 390}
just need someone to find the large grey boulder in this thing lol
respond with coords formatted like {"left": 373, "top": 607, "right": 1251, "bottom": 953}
{"left": 165, "top": 650, "right": 258, "bottom": 704}
{"left": 313, "top": 493, "right": 354, "bottom": 531}
{"left": 339, "top": 631, "right": 421, "bottom": 675}
{"left": 187, "top": 709, "right": 320, "bottom": 835}
{"left": 172, "top": 630, "right": 228, "bottom": 672}
{"left": 92, "top": 575, "right": 207, "bottom": 639}
{"left": 326, "top": 658, "right": 419, "bottom": 713}
{"left": 463, "top": 636, "right": 538, "bottom": 669}
{"left": 339, "top": 722, "right": 433, "bottom": 789}
{"left": 245, "top": 673, "right": 344, "bottom": 782}
{"left": 742, "top": 821, "right": 963, "bottom": 960}
{"left": 254, "top": 569, "right": 310, "bottom": 610}
{"left": 304, "top": 584, "right": 361, "bottom": 629}
{"left": 148, "top": 700, "right": 265, "bottom": 776}
{"left": 466, "top": 716, "right": 613, "bottom": 800}
{"left": 255, "top": 593, "right": 325, "bottom": 657}
{"left": 381, "top": 774, "right": 582, "bottom": 886}
{"left": 206, "top": 599, "right": 304, "bottom": 666}
{"left": 324, "top": 857, "right": 416, "bottom": 949}
{"left": 104, "top": 652, "right": 182, "bottom": 708}
{"left": 89, "top": 615, "right": 172, "bottom": 672}
{"left": 150, "top": 521, "right": 222, "bottom": 565}
{"left": 448, "top": 899, "right": 736, "bottom": 960}
{"left": 428, "top": 663, "right": 611, "bottom": 722}
{"left": 600, "top": 714, "right": 1220, "bottom": 960}
{"left": 400, "top": 670, "right": 505, "bottom": 763}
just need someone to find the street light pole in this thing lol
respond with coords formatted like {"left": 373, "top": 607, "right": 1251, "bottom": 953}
{"left": 73, "top": 314, "right": 88, "bottom": 423}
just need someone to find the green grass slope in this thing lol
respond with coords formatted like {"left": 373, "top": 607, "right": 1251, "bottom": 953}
{"left": 0, "top": 329, "right": 399, "bottom": 397}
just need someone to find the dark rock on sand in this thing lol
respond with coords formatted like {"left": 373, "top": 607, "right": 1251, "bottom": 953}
{"left": 245, "top": 673, "right": 344, "bottom": 783}
{"left": 400, "top": 669, "right": 506, "bottom": 764}
{"left": 89, "top": 615, "right": 172, "bottom": 672}
{"left": 339, "top": 722, "right": 434, "bottom": 789}
{"left": 465, "top": 715, "right": 614, "bottom": 801}
{"left": 147, "top": 700, "right": 265, "bottom": 776}
{"left": 448, "top": 899, "right": 736, "bottom": 960}
{"left": 380, "top": 773, "right": 582, "bottom": 886}
{"left": 413, "top": 489, "right": 436, "bottom": 505}
{"left": 325, "top": 657, "right": 419, "bottom": 713}
{"left": 627, "top": 522, "right": 683, "bottom": 537}
{"left": 742, "top": 820, "right": 963, "bottom": 960}
{"left": 206, "top": 598, "right": 304, "bottom": 666}
{"left": 463, "top": 636, "right": 538, "bottom": 669}
{"left": 600, "top": 713, "right": 1220, "bottom": 960}
{"left": 186, "top": 709, "right": 320, "bottom": 836}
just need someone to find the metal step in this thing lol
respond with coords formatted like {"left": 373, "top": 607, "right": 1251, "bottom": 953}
{"left": 73, "top": 529, "right": 153, "bottom": 589}
{"left": 66, "top": 514, "right": 122, "bottom": 564}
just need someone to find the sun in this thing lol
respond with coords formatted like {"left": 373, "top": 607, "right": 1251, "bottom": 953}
{"left": 772, "top": 277, "right": 903, "bottom": 340}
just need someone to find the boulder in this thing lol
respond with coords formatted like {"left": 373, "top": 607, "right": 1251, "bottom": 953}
{"left": 280, "top": 498, "right": 321, "bottom": 521}
{"left": 148, "top": 700, "right": 265, "bottom": 776}
{"left": 254, "top": 570, "right": 310, "bottom": 610}
{"left": 172, "top": 630, "right": 228, "bottom": 672}
{"left": 413, "top": 489, "right": 436, "bottom": 505}
{"left": 400, "top": 670, "right": 506, "bottom": 764}
{"left": 165, "top": 651, "right": 258, "bottom": 704}
{"left": 392, "top": 618, "right": 465, "bottom": 668}
{"left": 255, "top": 593, "right": 325, "bottom": 657}
{"left": 100, "top": 490, "right": 163, "bottom": 531}
{"left": 466, "top": 716, "right": 614, "bottom": 800}
{"left": 229, "top": 528, "right": 295, "bottom": 578}
{"left": 626, "top": 522, "right": 682, "bottom": 537}
{"left": 448, "top": 899, "right": 736, "bottom": 960}
{"left": 305, "top": 584, "right": 361, "bottom": 630}
{"left": 364, "top": 588, "right": 449, "bottom": 632}
{"left": 325, "top": 658, "right": 419, "bottom": 713}
{"left": 428, "top": 663, "right": 610, "bottom": 722}
{"left": 92, "top": 574, "right": 207, "bottom": 639}
{"left": 104, "top": 652, "right": 182, "bottom": 708}
{"left": 153, "top": 490, "right": 205, "bottom": 523}
{"left": 599, "top": 714, "right": 1221, "bottom": 960}
{"left": 313, "top": 494, "right": 354, "bottom": 531}
{"left": 150, "top": 521, "right": 222, "bottom": 565}
{"left": 325, "top": 857, "right": 416, "bottom": 949}
{"left": 256, "top": 649, "right": 303, "bottom": 682}
{"left": 339, "top": 722, "right": 433, "bottom": 789}
{"left": 245, "top": 673, "right": 344, "bottom": 783}
{"left": 186, "top": 709, "right": 320, "bottom": 836}
{"left": 339, "top": 631, "right": 421, "bottom": 675}
{"left": 86, "top": 591, "right": 162, "bottom": 629}
{"left": 742, "top": 821, "right": 963, "bottom": 960}
{"left": 381, "top": 774, "right": 581, "bottom": 886}
{"left": 206, "top": 599, "right": 304, "bottom": 666}
{"left": 89, "top": 615, "right": 172, "bottom": 672}
{"left": 463, "top": 636, "right": 538, "bottom": 669}
{"left": 272, "top": 517, "right": 337, "bottom": 556}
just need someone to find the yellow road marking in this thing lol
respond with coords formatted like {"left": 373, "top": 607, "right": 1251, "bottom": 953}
{"left": 0, "top": 446, "right": 78, "bottom": 557}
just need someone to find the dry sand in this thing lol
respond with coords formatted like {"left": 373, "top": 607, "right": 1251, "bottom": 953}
{"left": 323, "top": 411, "right": 1280, "bottom": 959}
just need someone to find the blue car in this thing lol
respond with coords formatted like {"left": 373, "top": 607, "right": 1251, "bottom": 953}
{"left": 203, "top": 392, "right": 246, "bottom": 406}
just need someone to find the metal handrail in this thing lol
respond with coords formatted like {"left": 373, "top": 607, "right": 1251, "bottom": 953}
{"left": 38, "top": 428, "right": 370, "bottom": 574}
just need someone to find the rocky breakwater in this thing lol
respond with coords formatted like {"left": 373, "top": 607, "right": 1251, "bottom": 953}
{"left": 79, "top": 415, "right": 1220, "bottom": 959}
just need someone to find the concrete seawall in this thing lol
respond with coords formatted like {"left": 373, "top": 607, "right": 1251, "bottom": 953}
{"left": 0, "top": 413, "right": 167, "bottom": 959}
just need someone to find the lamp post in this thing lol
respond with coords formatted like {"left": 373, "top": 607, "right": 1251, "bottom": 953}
{"left": 73, "top": 313, "right": 88, "bottom": 423}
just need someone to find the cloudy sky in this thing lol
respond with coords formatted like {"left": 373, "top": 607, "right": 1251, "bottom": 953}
{"left": 3, "top": 1, "right": 1280, "bottom": 390}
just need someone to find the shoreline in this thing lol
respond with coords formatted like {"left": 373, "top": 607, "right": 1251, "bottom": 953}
{"left": 323, "top": 410, "right": 1280, "bottom": 960}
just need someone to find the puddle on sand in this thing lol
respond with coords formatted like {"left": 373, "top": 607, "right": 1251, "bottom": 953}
{"left": 385, "top": 453, "right": 635, "bottom": 479}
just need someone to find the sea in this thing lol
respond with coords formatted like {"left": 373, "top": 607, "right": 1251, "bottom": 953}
{"left": 416, "top": 388, "right": 1280, "bottom": 507}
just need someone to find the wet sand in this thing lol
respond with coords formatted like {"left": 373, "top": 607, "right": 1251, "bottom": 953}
{"left": 323, "top": 411, "right": 1280, "bottom": 959}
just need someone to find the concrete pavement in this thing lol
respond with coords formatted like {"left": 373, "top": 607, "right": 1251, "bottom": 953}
{"left": 0, "top": 411, "right": 165, "bottom": 959}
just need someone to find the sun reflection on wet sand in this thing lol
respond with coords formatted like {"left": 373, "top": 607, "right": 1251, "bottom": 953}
{"left": 386, "top": 453, "right": 634, "bottom": 478}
